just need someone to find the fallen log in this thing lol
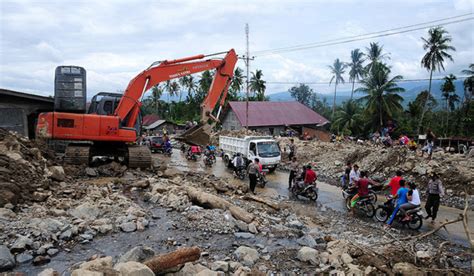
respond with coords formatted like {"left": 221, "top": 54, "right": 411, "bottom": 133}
{"left": 243, "top": 194, "right": 280, "bottom": 210}
{"left": 185, "top": 186, "right": 254, "bottom": 223}
{"left": 143, "top": 247, "right": 201, "bottom": 274}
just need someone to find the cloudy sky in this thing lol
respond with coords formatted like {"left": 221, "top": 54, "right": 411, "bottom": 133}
{"left": 0, "top": 0, "right": 473, "bottom": 97}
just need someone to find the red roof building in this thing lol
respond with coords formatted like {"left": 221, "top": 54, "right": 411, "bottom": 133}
{"left": 142, "top": 114, "right": 160, "bottom": 126}
{"left": 221, "top": 101, "right": 329, "bottom": 136}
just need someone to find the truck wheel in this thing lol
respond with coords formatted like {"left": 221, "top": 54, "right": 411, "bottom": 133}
{"left": 268, "top": 167, "right": 276, "bottom": 173}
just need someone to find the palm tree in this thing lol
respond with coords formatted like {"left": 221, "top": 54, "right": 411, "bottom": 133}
{"left": 419, "top": 27, "right": 456, "bottom": 133}
{"left": 441, "top": 74, "right": 456, "bottom": 135}
{"left": 229, "top": 67, "right": 244, "bottom": 100}
{"left": 365, "top": 42, "right": 389, "bottom": 73}
{"left": 332, "top": 100, "right": 363, "bottom": 135}
{"left": 347, "top": 49, "right": 365, "bottom": 99}
{"left": 461, "top": 63, "right": 474, "bottom": 103}
{"left": 150, "top": 85, "right": 163, "bottom": 115}
{"left": 249, "top": 69, "right": 266, "bottom": 101}
{"left": 329, "top": 58, "right": 347, "bottom": 118}
{"left": 179, "top": 75, "right": 197, "bottom": 101}
{"left": 355, "top": 63, "right": 405, "bottom": 128}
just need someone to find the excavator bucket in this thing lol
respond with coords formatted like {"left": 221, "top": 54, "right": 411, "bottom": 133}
{"left": 175, "top": 123, "right": 213, "bottom": 146}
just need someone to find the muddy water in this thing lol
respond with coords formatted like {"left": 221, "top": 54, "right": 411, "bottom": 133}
{"left": 167, "top": 149, "right": 473, "bottom": 246}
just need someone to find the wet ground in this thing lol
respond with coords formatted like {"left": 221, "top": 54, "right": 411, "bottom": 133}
{"left": 167, "top": 149, "right": 473, "bottom": 246}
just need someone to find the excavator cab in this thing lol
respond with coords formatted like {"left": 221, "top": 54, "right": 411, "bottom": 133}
{"left": 88, "top": 92, "right": 123, "bottom": 115}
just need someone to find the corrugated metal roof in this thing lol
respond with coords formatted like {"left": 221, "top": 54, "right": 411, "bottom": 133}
{"left": 144, "top": 120, "right": 166, "bottom": 130}
{"left": 227, "top": 101, "right": 329, "bottom": 127}
{"left": 142, "top": 114, "right": 160, "bottom": 126}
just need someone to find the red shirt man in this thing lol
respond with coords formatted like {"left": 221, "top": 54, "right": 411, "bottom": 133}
{"left": 388, "top": 171, "right": 403, "bottom": 196}
{"left": 356, "top": 178, "right": 370, "bottom": 197}
{"left": 304, "top": 166, "right": 317, "bottom": 185}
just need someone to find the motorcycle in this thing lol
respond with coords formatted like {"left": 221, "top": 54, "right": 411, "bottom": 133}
{"left": 186, "top": 152, "right": 198, "bottom": 161}
{"left": 375, "top": 195, "right": 423, "bottom": 230}
{"left": 342, "top": 185, "right": 378, "bottom": 205}
{"left": 257, "top": 169, "right": 268, "bottom": 188}
{"left": 203, "top": 154, "right": 214, "bottom": 167}
{"left": 342, "top": 188, "right": 375, "bottom": 217}
{"left": 163, "top": 146, "right": 173, "bottom": 156}
{"left": 234, "top": 166, "right": 246, "bottom": 180}
{"left": 291, "top": 180, "right": 318, "bottom": 201}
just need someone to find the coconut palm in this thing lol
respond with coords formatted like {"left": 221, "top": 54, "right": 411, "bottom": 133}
{"left": 461, "top": 64, "right": 474, "bottom": 103}
{"left": 441, "top": 74, "right": 457, "bottom": 134}
{"left": 332, "top": 100, "right": 364, "bottom": 135}
{"left": 347, "top": 49, "right": 365, "bottom": 99}
{"left": 179, "top": 75, "right": 197, "bottom": 101}
{"left": 229, "top": 67, "right": 244, "bottom": 100}
{"left": 355, "top": 63, "right": 405, "bottom": 128}
{"left": 329, "top": 58, "right": 347, "bottom": 118}
{"left": 419, "top": 27, "right": 456, "bottom": 133}
{"left": 365, "top": 42, "right": 389, "bottom": 73}
{"left": 150, "top": 85, "right": 163, "bottom": 115}
{"left": 249, "top": 69, "right": 266, "bottom": 101}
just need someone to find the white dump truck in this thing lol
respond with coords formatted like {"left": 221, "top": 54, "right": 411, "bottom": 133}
{"left": 219, "top": 136, "right": 281, "bottom": 172}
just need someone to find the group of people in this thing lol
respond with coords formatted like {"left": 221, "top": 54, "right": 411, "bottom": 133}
{"left": 232, "top": 153, "right": 263, "bottom": 194}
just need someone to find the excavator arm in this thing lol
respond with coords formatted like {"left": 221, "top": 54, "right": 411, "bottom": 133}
{"left": 115, "top": 49, "right": 238, "bottom": 139}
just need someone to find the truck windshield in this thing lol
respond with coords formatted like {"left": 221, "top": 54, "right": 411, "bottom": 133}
{"left": 257, "top": 142, "right": 280, "bottom": 158}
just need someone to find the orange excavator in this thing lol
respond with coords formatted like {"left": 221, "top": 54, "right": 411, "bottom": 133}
{"left": 36, "top": 49, "right": 238, "bottom": 168}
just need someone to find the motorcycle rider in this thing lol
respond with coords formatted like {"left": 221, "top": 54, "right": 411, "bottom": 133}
{"left": 163, "top": 139, "right": 172, "bottom": 154}
{"left": 399, "top": 182, "right": 421, "bottom": 221}
{"left": 304, "top": 165, "right": 317, "bottom": 186}
{"left": 232, "top": 153, "right": 245, "bottom": 175}
{"left": 350, "top": 171, "right": 379, "bottom": 216}
{"left": 349, "top": 164, "right": 360, "bottom": 186}
{"left": 385, "top": 179, "right": 409, "bottom": 228}
{"left": 341, "top": 162, "right": 352, "bottom": 189}
{"left": 384, "top": 170, "right": 403, "bottom": 196}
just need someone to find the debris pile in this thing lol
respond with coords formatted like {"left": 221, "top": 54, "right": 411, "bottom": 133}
{"left": 278, "top": 137, "right": 474, "bottom": 208}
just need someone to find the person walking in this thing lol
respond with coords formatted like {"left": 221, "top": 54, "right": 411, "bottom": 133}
{"left": 421, "top": 129, "right": 436, "bottom": 160}
{"left": 288, "top": 139, "right": 296, "bottom": 160}
{"left": 288, "top": 156, "right": 299, "bottom": 189}
{"left": 425, "top": 173, "right": 445, "bottom": 223}
{"left": 247, "top": 158, "right": 260, "bottom": 194}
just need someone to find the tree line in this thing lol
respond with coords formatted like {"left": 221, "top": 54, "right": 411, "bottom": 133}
{"left": 290, "top": 27, "right": 473, "bottom": 139}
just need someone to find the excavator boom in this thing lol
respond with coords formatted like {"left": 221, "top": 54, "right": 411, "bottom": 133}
{"left": 37, "top": 49, "right": 238, "bottom": 167}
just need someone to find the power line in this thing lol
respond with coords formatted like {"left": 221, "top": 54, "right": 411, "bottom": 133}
{"left": 253, "top": 15, "right": 473, "bottom": 57}
{"left": 265, "top": 75, "right": 468, "bottom": 85}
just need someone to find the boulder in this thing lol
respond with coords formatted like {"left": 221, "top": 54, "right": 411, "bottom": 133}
{"left": 234, "top": 246, "right": 259, "bottom": 266}
{"left": 33, "top": 255, "right": 51, "bottom": 266}
{"left": 85, "top": 168, "right": 98, "bottom": 177}
{"left": 119, "top": 246, "right": 155, "bottom": 263}
{"left": 196, "top": 268, "right": 219, "bottom": 276}
{"left": 70, "top": 203, "right": 100, "bottom": 221}
{"left": 392, "top": 262, "right": 424, "bottom": 276}
{"left": 210, "top": 261, "right": 229, "bottom": 272}
{"left": 174, "top": 263, "right": 208, "bottom": 275}
{"left": 297, "top": 247, "right": 319, "bottom": 264}
{"left": 10, "top": 235, "right": 33, "bottom": 253}
{"left": 340, "top": 253, "right": 353, "bottom": 264}
{"left": 0, "top": 208, "right": 16, "bottom": 220}
{"left": 15, "top": 252, "right": 33, "bottom": 263}
{"left": 297, "top": 235, "right": 317, "bottom": 248}
{"left": 416, "top": 250, "right": 430, "bottom": 259}
{"left": 120, "top": 222, "right": 137, "bottom": 232}
{"left": 49, "top": 166, "right": 65, "bottom": 181}
{"left": 0, "top": 245, "right": 15, "bottom": 270}
{"left": 114, "top": 261, "right": 154, "bottom": 276}
{"left": 234, "top": 232, "right": 254, "bottom": 239}
{"left": 80, "top": 256, "right": 113, "bottom": 271}
{"left": 248, "top": 223, "right": 258, "bottom": 234}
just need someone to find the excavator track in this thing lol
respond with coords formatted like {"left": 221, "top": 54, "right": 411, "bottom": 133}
{"left": 127, "top": 145, "right": 152, "bottom": 168}
{"left": 64, "top": 145, "right": 91, "bottom": 165}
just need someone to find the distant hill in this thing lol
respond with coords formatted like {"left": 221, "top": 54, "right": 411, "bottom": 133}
{"left": 268, "top": 79, "right": 466, "bottom": 107}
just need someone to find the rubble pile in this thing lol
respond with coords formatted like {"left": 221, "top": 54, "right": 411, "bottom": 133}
{"left": 278, "top": 137, "right": 474, "bottom": 208}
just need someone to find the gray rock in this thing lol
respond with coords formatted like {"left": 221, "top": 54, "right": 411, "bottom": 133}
{"left": 47, "top": 248, "right": 59, "bottom": 256}
{"left": 60, "top": 229, "right": 73, "bottom": 240}
{"left": 234, "top": 246, "right": 259, "bottom": 266}
{"left": 85, "top": 167, "right": 98, "bottom": 177}
{"left": 229, "top": 261, "right": 242, "bottom": 272}
{"left": 0, "top": 245, "right": 15, "bottom": 270}
{"left": 297, "top": 246, "right": 319, "bottom": 264}
{"left": 114, "top": 261, "right": 154, "bottom": 276}
{"left": 297, "top": 235, "right": 317, "bottom": 248}
{"left": 0, "top": 208, "right": 16, "bottom": 220}
{"left": 16, "top": 252, "right": 33, "bottom": 263}
{"left": 211, "top": 261, "right": 229, "bottom": 272}
{"left": 119, "top": 246, "right": 155, "bottom": 263}
{"left": 234, "top": 232, "right": 255, "bottom": 239}
{"left": 71, "top": 269, "right": 103, "bottom": 276}
{"left": 416, "top": 250, "right": 430, "bottom": 259}
{"left": 49, "top": 166, "right": 65, "bottom": 181}
{"left": 120, "top": 222, "right": 137, "bottom": 232}
{"left": 392, "top": 262, "right": 424, "bottom": 276}
{"left": 10, "top": 235, "right": 33, "bottom": 253}
{"left": 37, "top": 243, "right": 54, "bottom": 255}
{"left": 341, "top": 253, "right": 353, "bottom": 264}
{"left": 234, "top": 220, "right": 248, "bottom": 232}
{"left": 248, "top": 223, "right": 258, "bottom": 234}
{"left": 70, "top": 203, "right": 100, "bottom": 221}
{"left": 288, "top": 220, "right": 304, "bottom": 229}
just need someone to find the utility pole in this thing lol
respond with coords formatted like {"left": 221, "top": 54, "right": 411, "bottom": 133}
{"left": 240, "top": 23, "right": 254, "bottom": 134}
